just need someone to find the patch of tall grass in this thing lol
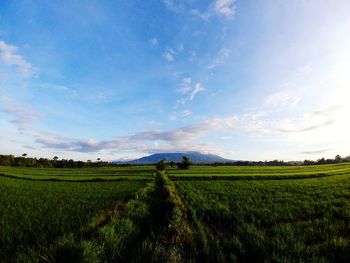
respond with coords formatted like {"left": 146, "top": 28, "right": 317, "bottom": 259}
{"left": 176, "top": 174, "right": 350, "bottom": 262}
{"left": 0, "top": 177, "right": 143, "bottom": 262}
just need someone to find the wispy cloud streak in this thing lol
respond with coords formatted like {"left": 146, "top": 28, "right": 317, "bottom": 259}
{"left": 0, "top": 40, "right": 38, "bottom": 77}
{"left": 0, "top": 98, "right": 40, "bottom": 129}
{"left": 164, "top": 0, "right": 236, "bottom": 20}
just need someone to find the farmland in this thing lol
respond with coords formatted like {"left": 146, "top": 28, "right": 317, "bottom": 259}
{"left": 0, "top": 166, "right": 153, "bottom": 181}
{"left": 0, "top": 163, "right": 350, "bottom": 262}
{"left": 168, "top": 162, "right": 350, "bottom": 180}
{"left": 0, "top": 175, "right": 145, "bottom": 262}
{"left": 176, "top": 174, "right": 350, "bottom": 262}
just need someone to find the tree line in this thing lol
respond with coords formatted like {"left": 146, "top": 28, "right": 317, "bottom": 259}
{"left": 302, "top": 155, "right": 350, "bottom": 165}
{"left": 0, "top": 153, "right": 349, "bottom": 168}
{"left": 208, "top": 155, "right": 349, "bottom": 166}
{"left": 223, "top": 155, "right": 350, "bottom": 166}
{"left": 0, "top": 154, "right": 117, "bottom": 168}
{"left": 155, "top": 156, "right": 191, "bottom": 171}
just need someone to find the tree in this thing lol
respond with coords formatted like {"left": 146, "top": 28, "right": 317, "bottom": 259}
{"left": 335, "top": 155, "right": 342, "bottom": 163}
{"left": 169, "top": 161, "right": 176, "bottom": 168}
{"left": 317, "top": 158, "right": 326, "bottom": 165}
{"left": 303, "top": 159, "right": 315, "bottom": 165}
{"left": 155, "top": 159, "right": 166, "bottom": 171}
{"left": 178, "top": 156, "right": 191, "bottom": 169}
{"left": 343, "top": 156, "right": 350, "bottom": 162}
{"left": 53, "top": 156, "right": 59, "bottom": 161}
{"left": 22, "top": 153, "right": 27, "bottom": 157}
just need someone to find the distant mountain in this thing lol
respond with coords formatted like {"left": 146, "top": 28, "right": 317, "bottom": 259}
{"left": 117, "top": 152, "right": 234, "bottom": 164}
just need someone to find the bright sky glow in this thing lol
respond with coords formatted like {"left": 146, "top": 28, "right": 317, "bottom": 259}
{"left": 1, "top": 0, "right": 350, "bottom": 161}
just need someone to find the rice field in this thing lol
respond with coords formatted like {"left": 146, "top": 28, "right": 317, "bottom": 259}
{"left": 168, "top": 162, "right": 350, "bottom": 180}
{"left": 0, "top": 176, "right": 145, "bottom": 262}
{"left": 1, "top": 163, "right": 349, "bottom": 262}
{"left": 175, "top": 174, "right": 350, "bottom": 262}
{"left": 0, "top": 166, "right": 153, "bottom": 181}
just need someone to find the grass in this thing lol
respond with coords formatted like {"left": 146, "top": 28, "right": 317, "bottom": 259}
{"left": 168, "top": 162, "right": 350, "bottom": 180}
{"left": 175, "top": 174, "right": 350, "bottom": 262}
{"left": 49, "top": 171, "right": 195, "bottom": 263}
{"left": 0, "top": 166, "right": 153, "bottom": 181}
{"left": 0, "top": 176, "right": 144, "bottom": 262}
{"left": 1, "top": 163, "right": 350, "bottom": 262}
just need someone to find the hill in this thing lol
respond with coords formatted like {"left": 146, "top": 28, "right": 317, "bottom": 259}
{"left": 119, "top": 152, "right": 234, "bottom": 164}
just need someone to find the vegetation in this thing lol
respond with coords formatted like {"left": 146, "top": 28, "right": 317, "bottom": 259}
{"left": 203, "top": 155, "right": 350, "bottom": 166}
{"left": 0, "top": 176, "right": 144, "bottom": 262}
{"left": 1, "top": 162, "right": 349, "bottom": 262}
{"left": 177, "top": 156, "right": 192, "bottom": 169}
{"left": 155, "top": 159, "right": 167, "bottom": 171}
{"left": 0, "top": 166, "right": 153, "bottom": 181}
{"left": 167, "top": 162, "right": 350, "bottom": 180}
{"left": 1, "top": 153, "right": 349, "bottom": 168}
{"left": 303, "top": 155, "right": 350, "bottom": 165}
{"left": 35, "top": 171, "right": 195, "bottom": 262}
{"left": 175, "top": 174, "right": 350, "bottom": 262}
{"left": 0, "top": 154, "right": 118, "bottom": 168}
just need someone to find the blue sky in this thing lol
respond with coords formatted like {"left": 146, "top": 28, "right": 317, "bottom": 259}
{"left": 1, "top": 0, "right": 350, "bottom": 161}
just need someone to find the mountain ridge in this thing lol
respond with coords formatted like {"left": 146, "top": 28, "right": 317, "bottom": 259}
{"left": 115, "top": 152, "right": 234, "bottom": 164}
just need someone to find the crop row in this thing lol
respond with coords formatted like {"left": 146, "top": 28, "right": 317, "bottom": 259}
{"left": 175, "top": 174, "right": 350, "bottom": 262}
{"left": 168, "top": 162, "right": 350, "bottom": 175}
{"left": 1, "top": 164, "right": 350, "bottom": 262}
{"left": 0, "top": 166, "right": 153, "bottom": 181}
{"left": 0, "top": 177, "right": 144, "bottom": 262}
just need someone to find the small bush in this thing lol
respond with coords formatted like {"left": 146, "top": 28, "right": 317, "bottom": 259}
{"left": 177, "top": 156, "right": 191, "bottom": 169}
{"left": 156, "top": 159, "right": 166, "bottom": 171}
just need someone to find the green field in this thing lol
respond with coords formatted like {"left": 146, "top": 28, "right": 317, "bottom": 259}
{"left": 176, "top": 174, "right": 350, "bottom": 262}
{"left": 1, "top": 164, "right": 349, "bottom": 262}
{"left": 0, "top": 166, "right": 153, "bottom": 181}
{"left": 168, "top": 163, "right": 350, "bottom": 180}
{"left": 0, "top": 176, "right": 145, "bottom": 262}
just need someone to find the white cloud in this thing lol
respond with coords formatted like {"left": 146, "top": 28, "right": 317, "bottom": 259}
{"left": 21, "top": 103, "right": 343, "bottom": 155}
{"left": 2, "top": 95, "right": 345, "bottom": 159}
{"left": 182, "top": 109, "right": 192, "bottom": 117}
{"left": 0, "top": 98, "right": 40, "bottom": 129}
{"left": 164, "top": 0, "right": 236, "bottom": 20}
{"left": 208, "top": 47, "right": 231, "bottom": 69}
{"left": 213, "top": 0, "right": 236, "bottom": 19}
{"left": 189, "top": 83, "right": 205, "bottom": 100}
{"left": 264, "top": 88, "right": 303, "bottom": 109}
{"left": 299, "top": 148, "right": 333, "bottom": 155}
{"left": 147, "top": 120, "right": 162, "bottom": 128}
{"left": 38, "top": 83, "right": 70, "bottom": 92}
{"left": 163, "top": 52, "right": 174, "bottom": 62}
{"left": 149, "top": 38, "right": 158, "bottom": 47}
{"left": 296, "top": 64, "right": 313, "bottom": 76}
{"left": 273, "top": 106, "right": 340, "bottom": 133}
{"left": 176, "top": 77, "right": 192, "bottom": 94}
{"left": 182, "top": 77, "right": 192, "bottom": 84}
{"left": 176, "top": 43, "right": 184, "bottom": 52}
{"left": 170, "top": 109, "right": 192, "bottom": 120}
{"left": 163, "top": 0, "right": 181, "bottom": 12}
{"left": 34, "top": 123, "right": 223, "bottom": 154}
{"left": 175, "top": 79, "right": 205, "bottom": 108}
{"left": 190, "top": 9, "right": 210, "bottom": 20}
{"left": 177, "top": 86, "right": 192, "bottom": 95}
{"left": 0, "top": 40, "right": 38, "bottom": 77}
{"left": 0, "top": 98, "right": 224, "bottom": 156}
{"left": 163, "top": 45, "right": 183, "bottom": 62}
{"left": 163, "top": 48, "right": 176, "bottom": 62}
{"left": 85, "top": 93, "right": 108, "bottom": 103}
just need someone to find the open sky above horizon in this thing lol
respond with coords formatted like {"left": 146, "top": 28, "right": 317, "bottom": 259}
{"left": 1, "top": 0, "right": 350, "bottom": 161}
